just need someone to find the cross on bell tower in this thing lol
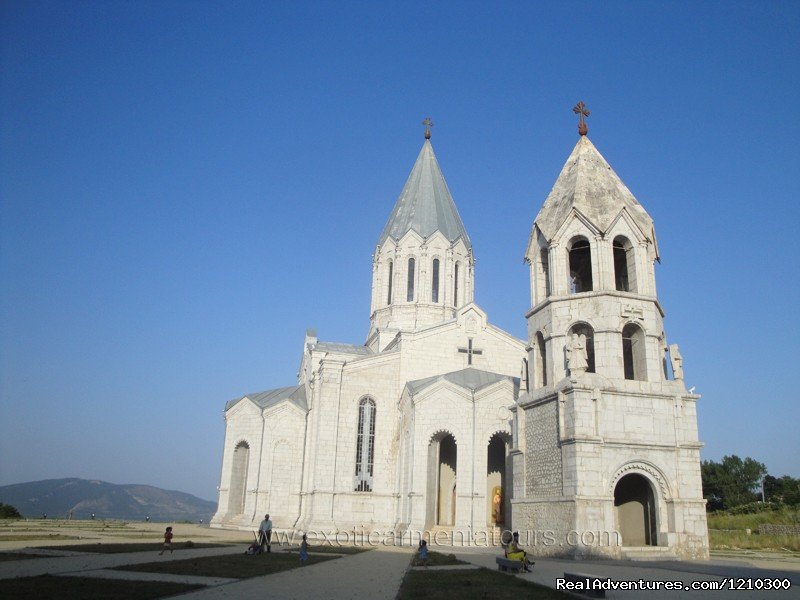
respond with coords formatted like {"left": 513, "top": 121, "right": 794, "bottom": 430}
{"left": 573, "top": 101, "right": 590, "bottom": 136}
{"left": 458, "top": 338, "right": 483, "bottom": 365}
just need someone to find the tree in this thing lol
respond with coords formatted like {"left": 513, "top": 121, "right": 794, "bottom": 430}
{"left": 701, "top": 455, "right": 767, "bottom": 510}
{"left": 764, "top": 475, "right": 800, "bottom": 506}
{"left": 0, "top": 503, "right": 22, "bottom": 519}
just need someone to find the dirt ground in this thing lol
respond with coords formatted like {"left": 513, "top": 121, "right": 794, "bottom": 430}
{"left": 0, "top": 519, "right": 252, "bottom": 550}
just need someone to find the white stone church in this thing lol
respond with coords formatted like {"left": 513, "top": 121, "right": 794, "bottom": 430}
{"left": 210, "top": 119, "right": 709, "bottom": 559}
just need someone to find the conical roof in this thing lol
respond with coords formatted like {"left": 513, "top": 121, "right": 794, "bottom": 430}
{"left": 378, "top": 140, "right": 471, "bottom": 248}
{"left": 534, "top": 136, "right": 655, "bottom": 248}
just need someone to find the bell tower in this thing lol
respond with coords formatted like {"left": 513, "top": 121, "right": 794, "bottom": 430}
{"left": 367, "top": 120, "right": 474, "bottom": 351}
{"left": 512, "top": 105, "right": 709, "bottom": 560}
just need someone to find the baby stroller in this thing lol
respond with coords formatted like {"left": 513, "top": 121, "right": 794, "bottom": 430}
{"left": 245, "top": 531, "right": 264, "bottom": 555}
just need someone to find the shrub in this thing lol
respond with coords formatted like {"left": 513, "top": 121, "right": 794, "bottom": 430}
{"left": 0, "top": 503, "right": 22, "bottom": 519}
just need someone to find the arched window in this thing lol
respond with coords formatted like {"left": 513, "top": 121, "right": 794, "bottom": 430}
{"left": 568, "top": 323, "right": 596, "bottom": 373}
{"left": 454, "top": 262, "right": 461, "bottom": 307}
{"left": 387, "top": 260, "right": 393, "bottom": 305}
{"left": 535, "top": 331, "right": 547, "bottom": 387}
{"left": 354, "top": 398, "right": 376, "bottom": 492}
{"left": 568, "top": 237, "right": 593, "bottom": 293}
{"left": 229, "top": 441, "right": 250, "bottom": 515}
{"left": 622, "top": 323, "right": 647, "bottom": 381}
{"left": 407, "top": 258, "right": 415, "bottom": 302}
{"left": 431, "top": 258, "right": 440, "bottom": 303}
{"left": 613, "top": 236, "right": 636, "bottom": 292}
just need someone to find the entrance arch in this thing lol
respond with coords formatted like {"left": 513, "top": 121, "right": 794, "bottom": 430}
{"left": 486, "top": 432, "right": 510, "bottom": 526}
{"left": 614, "top": 473, "right": 657, "bottom": 546}
{"left": 426, "top": 432, "right": 457, "bottom": 528}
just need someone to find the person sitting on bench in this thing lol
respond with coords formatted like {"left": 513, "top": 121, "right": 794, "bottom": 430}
{"left": 506, "top": 532, "right": 533, "bottom": 572}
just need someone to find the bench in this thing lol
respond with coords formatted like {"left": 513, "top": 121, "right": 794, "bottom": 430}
{"left": 496, "top": 556, "right": 524, "bottom": 573}
{"left": 563, "top": 572, "right": 605, "bottom": 598}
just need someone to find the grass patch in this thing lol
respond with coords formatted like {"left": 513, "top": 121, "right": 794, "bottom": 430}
{"left": 0, "top": 534, "right": 84, "bottom": 542}
{"left": 284, "top": 545, "right": 371, "bottom": 554}
{"left": 0, "top": 552, "right": 49, "bottom": 562}
{"left": 398, "top": 567, "right": 572, "bottom": 599}
{"left": 707, "top": 507, "right": 799, "bottom": 530}
{"left": 115, "top": 552, "right": 336, "bottom": 578}
{"left": 709, "top": 530, "right": 800, "bottom": 553}
{"left": 0, "top": 574, "right": 203, "bottom": 600}
{"left": 412, "top": 550, "right": 467, "bottom": 566}
{"left": 35, "top": 541, "right": 233, "bottom": 554}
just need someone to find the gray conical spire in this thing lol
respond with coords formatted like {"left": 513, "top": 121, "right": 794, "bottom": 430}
{"left": 534, "top": 136, "right": 657, "bottom": 255}
{"left": 378, "top": 140, "right": 471, "bottom": 249}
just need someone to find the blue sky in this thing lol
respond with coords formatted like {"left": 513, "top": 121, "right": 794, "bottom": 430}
{"left": 1, "top": 1, "right": 798, "bottom": 502}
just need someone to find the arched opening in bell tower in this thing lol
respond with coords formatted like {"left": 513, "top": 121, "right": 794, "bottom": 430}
{"left": 613, "top": 236, "right": 637, "bottom": 292}
{"left": 568, "top": 237, "right": 593, "bottom": 293}
{"left": 622, "top": 323, "right": 647, "bottom": 381}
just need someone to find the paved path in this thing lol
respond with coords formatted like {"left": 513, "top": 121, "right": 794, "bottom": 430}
{"left": 455, "top": 549, "right": 800, "bottom": 599}
{"left": 172, "top": 547, "right": 411, "bottom": 600}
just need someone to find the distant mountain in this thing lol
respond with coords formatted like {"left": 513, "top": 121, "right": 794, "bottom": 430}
{"left": 0, "top": 478, "right": 217, "bottom": 522}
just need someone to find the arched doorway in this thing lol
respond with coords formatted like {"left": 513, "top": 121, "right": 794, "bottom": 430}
{"left": 614, "top": 473, "right": 657, "bottom": 546}
{"left": 487, "top": 433, "right": 510, "bottom": 526}
{"left": 426, "top": 432, "right": 457, "bottom": 527}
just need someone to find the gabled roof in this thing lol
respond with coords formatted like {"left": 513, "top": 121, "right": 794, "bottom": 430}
{"left": 534, "top": 136, "right": 655, "bottom": 248}
{"left": 406, "top": 367, "right": 519, "bottom": 396}
{"left": 378, "top": 140, "right": 471, "bottom": 249}
{"left": 225, "top": 385, "right": 307, "bottom": 412}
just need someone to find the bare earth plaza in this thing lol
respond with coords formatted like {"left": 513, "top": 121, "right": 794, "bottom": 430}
{"left": 2, "top": 116, "right": 798, "bottom": 598}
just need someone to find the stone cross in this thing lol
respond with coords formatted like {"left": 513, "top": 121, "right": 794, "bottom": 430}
{"left": 573, "top": 101, "right": 590, "bottom": 136}
{"left": 422, "top": 117, "right": 434, "bottom": 139}
{"left": 458, "top": 338, "right": 483, "bottom": 365}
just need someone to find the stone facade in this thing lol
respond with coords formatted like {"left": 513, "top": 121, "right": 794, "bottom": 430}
{"left": 211, "top": 131, "right": 709, "bottom": 560}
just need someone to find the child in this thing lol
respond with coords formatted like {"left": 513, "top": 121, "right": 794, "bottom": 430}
{"left": 159, "top": 526, "right": 174, "bottom": 555}
{"left": 417, "top": 539, "right": 429, "bottom": 566}
{"left": 299, "top": 534, "right": 309, "bottom": 564}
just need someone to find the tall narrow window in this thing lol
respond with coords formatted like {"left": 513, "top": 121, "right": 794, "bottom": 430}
{"left": 622, "top": 323, "right": 647, "bottom": 381}
{"left": 387, "top": 260, "right": 393, "bottom": 305}
{"left": 354, "top": 398, "right": 376, "bottom": 492}
{"left": 568, "top": 238, "right": 593, "bottom": 293}
{"left": 541, "top": 249, "right": 551, "bottom": 297}
{"left": 431, "top": 259, "right": 440, "bottom": 303}
{"left": 613, "top": 236, "right": 637, "bottom": 293}
{"left": 535, "top": 331, "right": 547, "bottom": 387}
{"left": 454, "top": 262, "right": 460, "bottom": 307}
{"left": 407, "top": 258, "right": 415, "bottom": 301}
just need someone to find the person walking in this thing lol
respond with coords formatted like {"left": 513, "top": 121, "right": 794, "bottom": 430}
{"left": 259, "top": 514, "right": 273, "bottom": 553}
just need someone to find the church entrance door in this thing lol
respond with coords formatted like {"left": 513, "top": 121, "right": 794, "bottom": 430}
{"left": 614, "top": 474, "right": 657, "bottom": 546}
{"left": 487, "top": 432, "right": 509, "bottom": 526}
{"left": 426, "top": 432, "right": 457, "bottom": 528}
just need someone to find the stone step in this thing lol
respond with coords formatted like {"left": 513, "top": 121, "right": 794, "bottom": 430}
{"left": 621, "top": 546, "right": 679, "bottom": 561}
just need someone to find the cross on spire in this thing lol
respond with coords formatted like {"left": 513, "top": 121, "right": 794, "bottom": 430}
{"left": 573, "top": 101, "right": 590, "bottom": 136}
{"left": 422, "top": 117, "right": 434, "bottom": 139}
{"left": 458, "top": 338, "right": 483, "bottom": 365}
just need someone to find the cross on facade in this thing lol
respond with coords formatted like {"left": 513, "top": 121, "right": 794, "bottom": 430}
{"left": 458, "top": 338, "right": 483, "bottom": 365}
{"left": 422, "top": 117, "right": 434, "bottom": 139}
{"left": 573, "top": 101, "right": 590, "bottom": 136}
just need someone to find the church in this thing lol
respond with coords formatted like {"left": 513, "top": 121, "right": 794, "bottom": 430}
{"left": 210, "top": 112, "right": 709, "bottom": 560}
